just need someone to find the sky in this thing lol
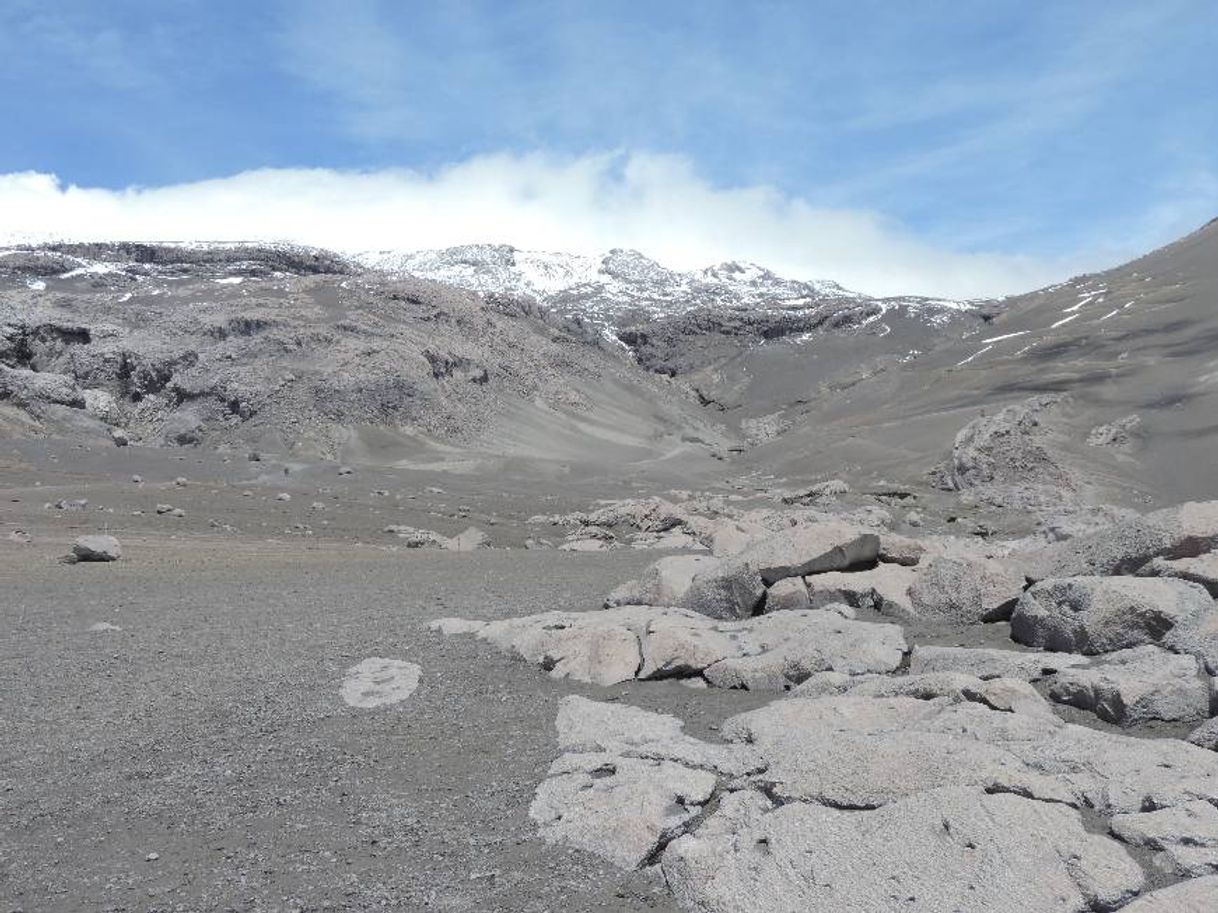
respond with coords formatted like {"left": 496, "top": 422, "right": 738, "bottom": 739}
{"left": 0, "top": 0, "right": 1215, "bottom": 298}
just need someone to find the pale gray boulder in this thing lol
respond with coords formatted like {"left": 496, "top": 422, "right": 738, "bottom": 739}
{"left": 804, "top": 564, "right": 917, "bottom": 615}
{"left": 1026, "top": 500, "right": 1218, "bottom": 579}
{"left": 941, "top": 394, "right": 1072, "bottom": 492}
{"left": 445, "top": 526, "right": 489, "bottom": 551}
{"left": 763, "top": 576, "right": 810, "bottom": 611}
{"left": 909, "top": 645, "right": 1089, "bottom": 681}
{"left": 604, "top": 554, "right": 720, "bottom": 608}
{"left": 907, "top": 555, "right": 1025, "bottom": 623}
{"left": 701, "top": 611, "right": 906, "bottom": 690}
{"left": 1047, "top": 645, "right": 1212, "bottom": 726}
{"left": 681, "top": 559, "right": 766, "bottom": 619}
{"left": 662, "top": 786, "right": 1143, "bottom": 913}
{"left": 1188, "top": 716, "right": 1218, "bottom": 751}
{"left": 1140, "top": 552, "right": 1218, "bottom": 597}
{"left": 71, "top": 534, "right": 122, "bottom": 562}
{"left": 1118, "top": 877, "right": 1218, "bottom": 913}
{"left": 729, "top": 521, "right": 880, "bottom": 585}
{"left": 430, "top": 606, "right": 905, "bottom": 690}
{"left": 877, "top": 532, "right": 925, "bottom": 566}
{"left": 0, "top": 364, "right": 83, "bottom": 407}
{"left": 1165, "top": 606, "right": 1218, "bottom": 675}
{"left": 1111, "top": 800, "right": 1218, "bottom": 876}
{"left": 1010, "top": 576, "right": 1214, "bottom": 654}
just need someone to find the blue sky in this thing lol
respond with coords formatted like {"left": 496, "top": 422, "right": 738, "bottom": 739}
{"left": 1, "top": 0, "right": 1215, "bottom": 296}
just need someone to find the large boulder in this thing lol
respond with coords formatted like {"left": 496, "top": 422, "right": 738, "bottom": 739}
{"left": 71, "top": 534, "right": 122, "bottom": 562}
{"left": 729, "top": 521, "right": 880, "bottom": 585}
{"left": 532, "top": 693, "right": 1218, "bottom": 908}
{"left": 1010, "top": 576, "right": 1215, "bottom": 655}
{"left": 682, "top": 559, "right": 766, "bottom": 619}
{"left": 604, "top": 554, "right": 721, "bottom": 608}
{"left": 804, "top": 564, "right": 917, "bottom": 615}
{"left": 907, "top": 556, "right": 1025, "bottom": 623}
{"left": 1046, "top": 645, "right": 1212, "bottom": 726}
{"left": 943, "top": 394, "right": 1070, "bottom": 490}
{"left": 1026, "top": 501, "right": 1218, "bottom": 579}
{"left": 0, "top": 364, "right": 84, "bottom": 408}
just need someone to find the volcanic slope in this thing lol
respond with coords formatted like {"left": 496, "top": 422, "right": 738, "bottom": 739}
{"left": 0, "top": 243, "right": 729, "bottom": 478}
{"left": 744, "top": 218, "right": 1218, "bottom": 507}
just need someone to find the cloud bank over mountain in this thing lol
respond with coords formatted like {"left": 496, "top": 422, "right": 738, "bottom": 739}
{"left": 0, "top": 152, "right": 1097, "bottom": 299}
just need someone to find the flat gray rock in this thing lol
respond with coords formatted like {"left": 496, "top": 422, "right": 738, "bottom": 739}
{"left": 1010, "top": 576, "right": 1215, "bottom": 655}
{"left": 1111, "top": 800, "right": 1218, "bottom": 876}
{"left": 339, "top": 657, "right": 422, "bottom": 708}
{"left": 529, "top": 697, "right": 761, "bottom": 869}
{"left": 662, "top": 786, "right": 1142, "bottom": 913}
{"left": 1117, "top": 875, "right": 1218, "bottom": 912}
{"left": 719, "top": 695, "right": 1218, "bottom": 815}
{"left": 909, "top": 645, "right": 1089, "bottom": 681}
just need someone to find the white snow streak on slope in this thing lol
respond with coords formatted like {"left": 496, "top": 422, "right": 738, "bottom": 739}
{"left": 1099, "top": 309, "right": 1120, "bottom": 321}
{"left": 981, "top": 330, "right": 1029, "bottom": 343}
{"left": 1050, "top": 313, "right": 1081, "bottom": 329}
{"left": 956, "top": 345, "right": 994, "bottom": 366}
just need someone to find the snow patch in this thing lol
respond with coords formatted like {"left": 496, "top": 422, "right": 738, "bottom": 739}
{"left": 956, "top": 345, "right": 994, "bottom": 366}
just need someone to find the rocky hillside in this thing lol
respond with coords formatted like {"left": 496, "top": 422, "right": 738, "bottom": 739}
{"left": 741, "top": 218, "right": 1218, "bottom": 509}
{"left": 0, "top": 242, "right": 728, "bottom": 467}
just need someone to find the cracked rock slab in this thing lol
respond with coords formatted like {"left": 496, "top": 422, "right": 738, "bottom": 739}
{"left": 719, "top": 695, "right": 1218, "bottom": 815}
{"left": 662, "top": 786, "right": 1143, "bottom": 913}
{"left": 909, "top": 645, "right": 1089, "bottom": 681}
{"left": 529, "top": 697, "right": 762, "bottom": 869}
{"left": 1118, "top": 875, "right": 1218, "bottom": 911}
{"left": 1111, "top": 800, "right": 1218, "bottom": 876}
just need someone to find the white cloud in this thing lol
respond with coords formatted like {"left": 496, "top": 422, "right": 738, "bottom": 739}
{"left": 0, "top": 151, "right": 1101, "bottom": 298}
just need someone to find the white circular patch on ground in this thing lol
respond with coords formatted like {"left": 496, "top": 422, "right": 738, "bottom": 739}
{"left": 340, "top": 657, "right": 422, "bottom": 708}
